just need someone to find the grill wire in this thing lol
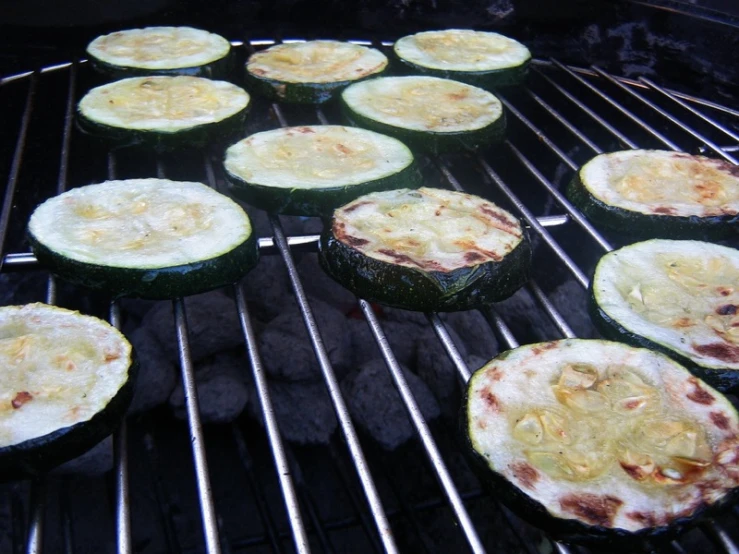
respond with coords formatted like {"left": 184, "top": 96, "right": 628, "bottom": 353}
{"left": 1, "top": 37, "right": 739, "bottom": 554}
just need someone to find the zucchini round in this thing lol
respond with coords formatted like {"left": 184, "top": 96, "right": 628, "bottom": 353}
{"left": 318, "top": 187, "right": 531, "bottom": 312}
{"left": 76, "top": 76, "right": 250, "bottom": 151}
{"left": 567, "top": 150, "right": 739, "bottom": 239}
{"left": 245, "top": 40, "right": 388, "bottom": 104}
{"left": 223, "top": 125, "right": 422, "bottom": 216}
{"left": 28, "top": 179, "right": 258, "bottom": 299}
{"left": 393, "top": 29, "right": 531, "bottom": 89}
{"left": 590, "top": 239, "right": 739, "bottom": 391}
{"left": 0, "top": 303, "right": 136, "bottom": 481}
{"left": 464, "top": 338, "right": 739, "bottom": 546}
{"left": 340, "top": 76, "right": 505, "bottom": 154}
{"left": 86, "top": 26, "right": 233, "bottom": 79}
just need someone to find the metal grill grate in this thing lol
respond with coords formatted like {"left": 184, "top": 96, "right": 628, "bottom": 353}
{"left": 1, "top": 37, "right": 739, "bottom": 554}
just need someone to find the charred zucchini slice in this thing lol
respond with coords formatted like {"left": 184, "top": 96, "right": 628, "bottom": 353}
{"left": 77, "top": 76, "right": 250, "bottom": 150}
{"left": 223, "top": 125, "right": 421, "bottom": 216}
{"left": 86, "top": 26, "right": 232, "bottom": 79}
{"left": 567, "top": 150, "right": 739, "bottom": 239}
{"left": 464, "top": 339, "right": 739, "bottom": 545}
{"left": 393, "top": 29, "right": 531, "bottom": 89}
{"left": 591, "top": 239, "right": 739, "bottom": 391}
{"left": 318, "top": 187, "right": 531, "bottom": 311}
{"left": 245, "top": 40, "right": 388, "bottom": 104}
{"left": 28, "top": 179, "right": 258, "bottom": 299}
{"left": 0, "top": 303, "right": 136, "bottom": 480}
{"left": 340, "top": 76, "right": 505, "bottom": 154}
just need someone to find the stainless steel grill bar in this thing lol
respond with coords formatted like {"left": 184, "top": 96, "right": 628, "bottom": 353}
{"left": 638, "top": 77, "right": 739, "bottom": 145}
{"left": 268, "top": 214, "right": 399, "bottom": 554}
{"left": 233, "top": 285, "right": 311, "bottom": 554}
{"left": 550, "top": 59, "right": 680, "bottom": 151}
{"left": 704, "top": 522, "right": 739, "bottom": 554}
{"left": 426, "top": 312, "right": 472, "bottom": 382}
{"left": 476, "top": 156, "right": 590, "bottom": 289}
{"left": 504, "top": 141, "right": 613, "bottom": 252}
{"left": 527, "top": 281, "right": 576, "bottom": 339}
{"left": 525, "top": 89, "right": 604, "bottom": 154}
{"left": 359, "top": 299, "right": 486, "bottom": 554}
{"left": 174, "top": 298, "right": 223, "bottom": 554}
{"left": 25, "top": 480, "right": 45, "bottom": 554}
{"left": 591, "top": 66, "right": 738, "bottom": 164}
{"left": 0, "top": 74, "right": 36, "bottom": 270}
{"left": 532, "top": 67, "right": 638, "bottom": 149}
{"left": 497, "top": 94, "right": 578, "bottom": 170}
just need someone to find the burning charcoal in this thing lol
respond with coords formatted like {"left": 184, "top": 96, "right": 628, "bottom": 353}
{"left": 259, "top": 297, "right": 350, "bottom": 381}
{"left": 169, "top": 351, "right": 249, "bottom": 423}
{"left": 127, "top": 327, "right": 177, "bottom": 414}
{"left": 443, "top": 309, "right": 498, "bottom": 359}
{"left": 142, "top": 291, "right": 244, "bottom": 363}
{"left": 381, "top": 306, "right": 429, "bottom": 326}
{"left": 341, "top": 359, "right": 440, "bottom": 450}
{"left": 416, "top": 328, "right": 468, "bottom": 417}
{"left": 466, "top": 354, "right": 488, "bottom": 373}
{"left": 495, "top": 287, "right": 557, "bottom": 343}
{"left": 247, "top": 379, "right": 337, "bottom": 445}
{"left": 240, "top": 254, "right": 292, "bottom": 322}
{"left": 550, "top": 278, "right": 599, "bottom": 338}
{"left": 118, "top": 297, "right": 157, "bottom": 319}
{"left": 297, "top": 253, "right": 357, "bottom": 314}
{"left": 52, "top": 436, "right": 113, "bottom": 475}
{"left": 347, "top": 318, "right": 421, "bottom": 369}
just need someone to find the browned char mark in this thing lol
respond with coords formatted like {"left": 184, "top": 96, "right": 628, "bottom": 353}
{"left": 716, "top": 304, "right": 738, "bottom": 316}
{"left": 692, "top": 342, "right": 739, "bottom": 364}
{"left": 510, "top": 462, "right": 539, "bottom": 490}
{"left": 559, "top": 493, "right": 623, "bottom": 527}
{"left": 481, "top": 389, "right": 500, "bottom": 413}
{"left": 342, "top": 200, "right": 372, "bottom": 213}
{"left": 479, "top": 205, "right": 521, "bottom": 237}
{"left": 652, "top": 206, "right": 677, "bottom": 215}
{"left": 11, "top": 391, "right": 33, "bottom": 409}
{"left": 686, "top": 377, "right": 716, "bottom": 405}
{"left": 711, "top": 411, "right": 731, "bottom": 430}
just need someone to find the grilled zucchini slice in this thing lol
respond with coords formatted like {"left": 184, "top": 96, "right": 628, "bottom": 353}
{"left": 393, "top": 29, "right": 531, "bottom": 89}
{"left": 86, "top": 26, "right": 232, "bottom": 79}
{"left": 0, "top": 303, "right": 136, "bottom": 480}
{"left": 245, "top": 40, "right": 388, "bottom": 104}
{"left": 464, "top": 339, "right": 739, "bottom": 545}
{"left": 77, "top": 76, "right": 250, "bottom": 150}
{"left": 591, "top": 239, "right": 739, "bottom": 391}
{"left": 318, "top": 187, "right": 531, "bottom": 311}
{"left": 341, "top": 76, "right": 505, "bottom": 154}
{"left": 28, "top": 179, "right": 258, "bottom": 299}
{"left": 223, "top": 125, "right": 421, "bottom": 216}
{"left": 567, "top": 150, "right": 739, "bottom": 239}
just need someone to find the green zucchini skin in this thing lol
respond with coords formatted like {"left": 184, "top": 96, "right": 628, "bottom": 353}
{"left": 341, "top": 96, "right": 506, "bottom": 155}
{"left": 567, "top": 172, "right": 739, "bottom": 240}
{"left": 226, "top": 160, "right": 422, "bottom": 217}
{"left": 318, "top": 226, "right": 531, "bottom": 312}
{"left": 75, "top": 104, "right": 249, "bottom": 152}
{"left": 0, "top": 353, "right": 138, "bottom": 482}
{"left": 391, "top": 53, "right": 529, "bottom": 90}
{"left": 88, "top": 53, "right": 234, "bottom": 81}
{"left": 28, "top": 231, "right": 259, "bottom": 300}
{"left": 588, "top": 291, "right": 739, "bottom": 393}
{"left": 459, "top": 375, "right": 736, "bottom": 547}
{"left": 244, "top": 70, "right": 387, "bottom": 105}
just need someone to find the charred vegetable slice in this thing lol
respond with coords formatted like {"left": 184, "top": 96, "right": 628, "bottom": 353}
{"left": 341, "top": 75, "right": 505, "bottom": 153}
{"left": 223, "top": 125, "right": 421, "bottom": 216}
{"left": 245, "top": 40, "right": 388, "bottom": 104}
{"left": 465, "top": 339, "right": 739, "bottom": 545}
{"left": 591, "top": 239, "right": 739, "bottom": 391}
{"left": 567, "top": 150, "right": 739, "bottom": 239}
{"left": 77, "top": 76, "right": 250, "bottom": 150}
{"left": 86, "top": 26, "right": 232, "bottom": 79}
{"left": 393, "top": 29, "right": 531, "bottom": 88}
{"left": 28, "top": 179, "right": 258, "bottom": 299}
{"left": 0, "top": 303, "right": 136, "bottom": 480}
{"left": 318, "top": 187, "right": 531, "bottom": 311}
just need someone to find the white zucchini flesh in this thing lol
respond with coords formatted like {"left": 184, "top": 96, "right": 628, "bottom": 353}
{"left": 29, "top": 179, "right": 252, "bottom": 269}
{"left": 247, "top": 41, "right": 387, "bottom": 83}
{"left": 86, "top": 26, "right": 231, "bottom": 70}
{"left": 580, "top": 150, "right": 739, "bottom": 218}
{"left": 224, "top": 125, "right": 414, "bottom": 189}
{"left": 594, "top": 240, "right": 739, "bottom": 371}
{"left": 334, "top": 187, "right": 523, "bottom": 272}
{"left": 0, "top": 304, "right": 132, "bottom": 448}
{"left": 394, "top": 29, "right": 531, "bottom": 72}
{"left": 78, "top": 76, "right": 249, "bottom": 131}
{"left": 468, "top": 339, "right": 739, "bottom": 531}
{"left": 342, "top": 76, "right": 502, "bottom": 133}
